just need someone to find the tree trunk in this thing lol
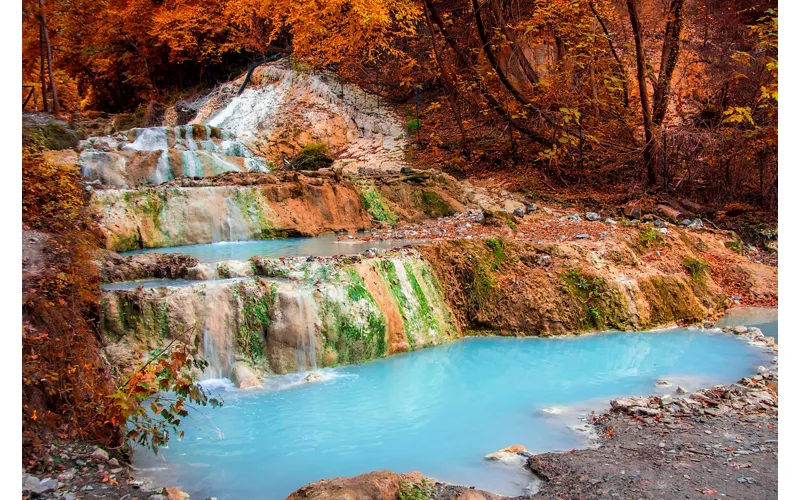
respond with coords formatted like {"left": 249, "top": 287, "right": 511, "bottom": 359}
{"left": 39, "top": 0, "right": 58, "bottom": 114}
{"left": 39, "top": 22, "right": 49, "bottom": 113}
{"left": 423, "top": 0, "right": 549, "bottom": 144}
{"left": 488, "top": 0, "right": 539, "bottom": 85}
{"left": 472, "top": 0, "right": 530, "bottom": 107}
{"left": 652, "top": 0, "right": 686, "bottom": 126}
{"left": 423, "top": 3, "right": 470, "bottom": 156}
{"left": 588, "top": 0, "right": 629, "bottom": 107}
{"left": 626, "top": 0, "right": 657, "bottom": 185}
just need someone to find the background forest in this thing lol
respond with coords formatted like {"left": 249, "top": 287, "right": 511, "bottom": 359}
{"left": 23, "top": 0, "right": 777, "bottom": 211}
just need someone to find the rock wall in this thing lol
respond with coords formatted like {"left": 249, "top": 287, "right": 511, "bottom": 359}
{"left": 190, "top": 63, "right": 409, "bottom": 173}
{"left": 100, "top": 252, "right": 460, "bottom": 381}
{"left": 92, "top": 176, "right": 373, "bottom": 251}
{"left": 417, "top": 234, "right": 749, "bottom": 336}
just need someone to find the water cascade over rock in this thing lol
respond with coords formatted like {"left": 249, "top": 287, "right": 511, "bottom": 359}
{"left": 92, "top": 175, "right": 374, "bottom": 251}
{"left": 77, "top": 124, "right": 269, "bottom": 187}
{"left": 190, "top": 63, "right": 409, "bottom": 173}
{"left": 100, "top": 252, "right": 460, "bottom": 383}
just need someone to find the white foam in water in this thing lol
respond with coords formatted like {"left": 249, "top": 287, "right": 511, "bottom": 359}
{"left": 124, "top": 127, "right": 169, "bottom": 151}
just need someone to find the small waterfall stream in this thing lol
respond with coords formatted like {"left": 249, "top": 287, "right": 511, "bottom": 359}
{"left": 294, "top": 288, "right": 318, "bottom": 372}
{"left": 200, "top": 286, "right": 236, "bottom": 380}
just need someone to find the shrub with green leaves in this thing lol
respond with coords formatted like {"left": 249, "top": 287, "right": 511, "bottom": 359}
{"left": 291, "top": 142, "right": 334, "bottom": 171}
{"left": 683, "top": 257, "right": 709, "bottom": 282}
{"left": 638, "top": 227, "right": 665, "bottom": 249}
{"left": 398, "top": 479, "right": 434, "bottom": 500}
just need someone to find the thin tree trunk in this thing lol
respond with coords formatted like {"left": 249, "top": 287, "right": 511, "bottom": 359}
{"left": 422, "top": 0, "right": 549, "bottom": 144}
{"left": 39, "top": 22, "right": 49, "bottom": 113}
{"left": 40, "top": 0, "right": 58, "bottom": 114}
{"left": 472, "top": 0, "right": 530, "bottom": 107}
{"left": 423, "top": 3, "right": 470, "bottom": 156}
{"left": 626, "top": 0, "right": 657, "bottom": 185}
{"left": 588, "top": 0, "right": 629, "bottom": 107}
{"left": 488, "top": 0, "right": 539, "bottom": 85}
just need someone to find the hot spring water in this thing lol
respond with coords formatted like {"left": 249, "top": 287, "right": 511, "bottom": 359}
{"left": 134, "top": 326, "right": 775, "bottom": 499}
{"left": 120, "top": 235, "right": 421, "bottom": 263}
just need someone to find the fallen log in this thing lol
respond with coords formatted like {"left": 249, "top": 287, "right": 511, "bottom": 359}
{"left": 657, "top": 204, "right": 684, "bottom": 220}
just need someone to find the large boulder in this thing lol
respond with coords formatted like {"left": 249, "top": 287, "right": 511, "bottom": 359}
{"left": 286, "top": 470, "right": 425, "bottom": 500}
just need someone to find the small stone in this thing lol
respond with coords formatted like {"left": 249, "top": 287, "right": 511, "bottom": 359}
{"left": 361, "top": 248, "right": 377, "bottom": 258}
{"left": 58, "top": 470, "right": 75, "bottom": 482}
{"left": 657, "top": 228, "right": 668, "bottom": 234}
{"left": 32, "top": 477, "right": 59, "bottom": 496}
{"left": 659, "top": 442, "right": 666, "bottom": 448}
{"left": 485, "top": 445, "right": 527, "bottom": 463}
{"left": 163, "top": 487, "right": 190, "bottom": 500}
{"left": 535, "top": 254, "right": 552, "bottom": 267}
{"left": 604, "top": 218, "right": 617, "bottom": 224}
{"left": 512, "top": 208, "right": 525, "bottom": 218}
{"left": 575, "top": 233, "right": 590, "bottom": 239}
{"left": 733, "top": 325, "right": 749, "bottom": 334}
{"left": 91, "top": 448, "right": 109, "bottom": 461}
{"left": 23, "top": 474, "right": 40, "bottom": 493}
{"left": 585, "top": 212, "right": 601, "bottom": 221}
{"left": 633, "top": 406, "right": 662, "bottom": 417}
{"left": 108, "top": 458, "right": 119, "bottom": 467}
{"left": 680, "top": 219, "right": 692, "bottom": 226}
{"left": 655, "top": 380, "right": 672, "bottom": 387}
{"left": 675, "top": 386, "right": 687, "bottom": 394}
{"left": 81, "top": 485, "right": 94, "bottom": 491}
{"left": 567, "top": 213, "right": 581, "bottom": 222}
{"left": 623, "top": 205, "right": 642, "bottom": 219}
{"left": 525, "top": 203, "right": 538, "bottom": 214}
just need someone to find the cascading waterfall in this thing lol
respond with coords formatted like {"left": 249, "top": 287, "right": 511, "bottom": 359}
{"left": 151, "top": 151, "right": 172, "bottom": 185}
{"left": 294, "top": 288, "right": 318, "bottom": 372}
{"left": 202, "top": 326, "right": 225, "bottom": 380}
{"left": 200, "top": 286, "right": 236, "bottom": 380}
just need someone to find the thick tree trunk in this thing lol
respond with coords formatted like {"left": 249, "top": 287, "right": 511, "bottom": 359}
{"left": 652, "top": 0, "right": 686, "bottom": 126}
{"left": 39, "top": 0, "right": 58, "bottom": 114}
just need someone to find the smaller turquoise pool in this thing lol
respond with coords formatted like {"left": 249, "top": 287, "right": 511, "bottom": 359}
{"left": 134, "top": 328, "right": 773, "bottom": 499}
{"left": 716, "top": 307, "right": 778, "bottom": 342}
{"left": 121, "top": 235, "right": 420, "bottom": 263}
